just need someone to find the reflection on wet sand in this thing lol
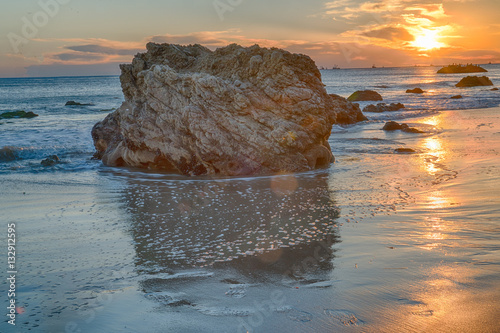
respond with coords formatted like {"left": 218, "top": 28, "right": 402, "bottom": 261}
{"left": 118, "top": 170, "right": 340, "bottom": 277}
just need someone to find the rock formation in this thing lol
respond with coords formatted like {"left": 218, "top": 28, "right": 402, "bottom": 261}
{"left": 406, "top": 88, "right": 424, "bottom": 94}
{"left": 347, "top": 90, "right": 383, "bottom": 101}
{"left": 450, "top": 95, "right": 463, "bottom": 99}
{"left": 92, "top": 43, "right": 366, "bottom": 176}
{"left": 437, "top": 64, "right": 487, "bottom": 74}
{"left": 363, "top": 103, "right": 405, "bottom": 113}
{"left": 455, "top": 76, "right": 493, "bottom": 87}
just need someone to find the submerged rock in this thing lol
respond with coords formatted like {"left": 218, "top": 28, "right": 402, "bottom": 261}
{"left": 41, "top": 155, "right": 61, "bottom": 167}
{"left": 65, "top": 101, "right": 94, "bottom": 106}
{"left": 394, "top": 148, "right": 417, "bottom": 154}
{"left": 450, "top": 95, "right": 463, "bottom": 99}
{"left": 437, "top": 64, "right": 487, "bottom": 74}
{"left": 0, "top": 110, "right": 38, "bottom": 119}
{"left": 363, "top": 103, "right": 405, "bottom": 113}
{"left": 92, "top": 43, "right": 365, "bottom": 176}
{"left": 406, "top": 88, "right": 424, "bottom": 94}
{"left": 455, "top": 76, "right": 493, "bottom": 87}
{"left": 347, "top": 90, "right": 383, "bottom": 102}
{"left": 491, "top": 87, "right": 498, "bottom": 91}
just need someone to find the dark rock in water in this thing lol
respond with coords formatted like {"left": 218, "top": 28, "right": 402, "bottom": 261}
{"left": 65, "top": 101, "right": 94, "bottom": 106}
{"left": 491, "top": 87, "right": 499, "bottom": 91}
{"left": 329, "top": 94, "right": 368, "bottom": 123}
{"left": 450, "top": 95, "right": 463, "bottom": 99}
{"left": 0, "top": 110, "right": 38, "bottom": 119}
{"left": 92, "top": 43, "right": 364, "bottom": 176}
{"left": 395, "top": 148, "right": 417, "bottom": 154}
{"left": 0, "top": 147, "right": 19, "bottom": 162}
{"left": 363, "top": 103, "right": 405, "bottom": 113}
{"left": 41, "top": 155, "right": 61, "bottom": 167}
{"left": 347, "top": 90, "right": 383, "bottom": 102}
{"left": 382, "top": 121, "right": 403, "bottom": 131}
{"left": 400, "top": 124, "right": 424, "bottom": 133}
{"left": 406, "top": 88, "right": 424, "bottom": 94}
{"left": 437, "top": 64, "right": 487, "bottom": 74}
{"left": 455, "top": 76, "right": 493, "bottom": 87}
{"left": 383, "top": 121, "right": 424, "bottom": 133}
{"left": 374, "top": 85, "right": 389, "bottom": 89}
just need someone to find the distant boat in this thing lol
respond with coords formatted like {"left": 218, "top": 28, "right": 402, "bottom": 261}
{"left": 332, "top": 64, "right": 340, "bottom": 70}
{"left": 372, "top": 64, "right": 377, "bottom": 68}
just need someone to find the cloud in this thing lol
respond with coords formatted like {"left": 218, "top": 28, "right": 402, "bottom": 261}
{"left": 52, "top": 52, "right": 107, "bottom": 62}
{"left": 65, "top": 44, "right": 143, "bottom": 56}
{"left": 363, "top": 26, "right": 414, "bottom": 41}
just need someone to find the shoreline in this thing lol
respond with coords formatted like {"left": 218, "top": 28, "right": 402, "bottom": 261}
{"left": 2, "top": 106, "right": 499, "bottom": 332}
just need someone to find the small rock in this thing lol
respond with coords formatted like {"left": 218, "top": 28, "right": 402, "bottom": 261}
{"left": 406, "top": 88, "right": 424, "bottom": 94}
{"left": 383, "top": 121, "right": 424, "bottom": 133}
{"left": 450, "top": 95, "right": 463, "bottom": 99}
{"left": 363, "top": 103, "right": 405, "bottom": 113}
{"left": 395, "top": 148, "right": 417, "bottom": 154}
{"left": 401, "top": 124, "right": 424, "bottom": 133}
{"left": 41, "top": 155, "right": 61, "bottom": 167}
{"left": 0, "top": 110, "right": 38, "bottom": 119}
{"left": 382, "top": 121, "right": 403, "bottom": 131}
{"left": 347, "top": 90, "right": 383, "bottom": 102}
{"left": 65, "top": 101, "right": 94, "bottom": 106}
{"left": 491, "top": 87, "right": 499, "bottom": 91}
{"left": 455, "top": 76, "right": 493, "bottom": 87}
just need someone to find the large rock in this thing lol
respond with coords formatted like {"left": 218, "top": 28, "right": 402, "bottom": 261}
{"left": 92, "top": 43, "right": 365, "bottom": 176}
{"left": 455, "top": 76, "right": 493, "bottom": 87}
{"left": 347, "top": 90, "right": 383, "bottom": 101}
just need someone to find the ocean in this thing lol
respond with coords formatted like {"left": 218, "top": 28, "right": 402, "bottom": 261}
{"left": 1, "top": 66, "right": 499, "bottom": 332}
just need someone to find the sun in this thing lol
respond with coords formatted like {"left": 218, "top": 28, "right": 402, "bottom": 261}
{"left": 411, "top": 29, "right": 445, "bottom": 51}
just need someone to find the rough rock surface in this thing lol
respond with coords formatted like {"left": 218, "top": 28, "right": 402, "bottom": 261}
{"left": 363, "top": 103, "right": 405, "bottom": 113}
{"left": 347, "top": 90, "right": 383, "bottom": 102}
{"left": 329, "top": 94, "right": 367, "bottom": 123}
{"left": 92, "top": 43, "right": 365, "bottom": 176}
{"left": 455, "top": 76, "right": 493, "bottom": 87}
{"left": 406, "top": 88, "right": 424, "bottom": 94}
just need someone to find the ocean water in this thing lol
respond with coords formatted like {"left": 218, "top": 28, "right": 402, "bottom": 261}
{"left": 1, "top": 67, "right": 499, "bottom": 332}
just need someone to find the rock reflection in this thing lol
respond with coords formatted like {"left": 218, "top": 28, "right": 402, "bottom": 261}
{"left": 118, "top": 171, "right": 341, "bottom": 278}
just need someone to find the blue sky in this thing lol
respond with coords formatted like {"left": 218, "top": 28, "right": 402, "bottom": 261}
{"left": 1, "top": 0, "right": 499, "bottom": 77}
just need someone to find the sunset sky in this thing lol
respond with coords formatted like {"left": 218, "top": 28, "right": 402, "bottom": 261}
{"left": 1, "top": 0, "right": 499, "bottom": 77}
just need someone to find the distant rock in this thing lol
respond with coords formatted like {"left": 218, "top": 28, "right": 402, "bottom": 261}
{"left": 395, "top": 148, "right": 417, "bottom": 154}
{"left": 0, "top": 110, "right": 38, "bottom": 119}
{"left": 437, "top": 64, "right": 487, "bottom": 74}
{"left": 455, "top": 76, "right": 493, "bottom": 87}
{"left": 347, "top": 90, "right": 383, "bottom": 102}
{"left": 41, "top": 155, "right": 60, "bottom": 167}
{"left": 491, "top": 87, "right": 499, "bottom": 91}
{"left": 363, "top": 103, "right": 405, "bottom": 113}
{"left": 406, "top": 88, "right": 424, "bottom": 94}
{"left": 92, "top": 43, "right": 366, "bottom": 176}
{"left": 450, "top": 95, "right": 463, "bottom": 99}
{"left": 65, "top": 101, "right": 94, "bottom": 106}
{"left": 382, "top": 121, "right": 424, "bottom": 133}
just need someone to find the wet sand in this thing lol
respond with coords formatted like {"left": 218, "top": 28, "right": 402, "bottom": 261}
{"left": 1, "top": 107, "right": 499, "bottom": 332}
